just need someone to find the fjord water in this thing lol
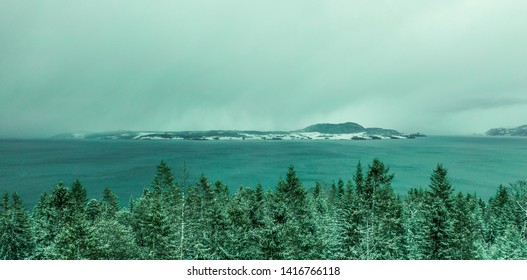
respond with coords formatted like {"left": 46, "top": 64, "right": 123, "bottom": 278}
{"left": 1, "top": 136, "right": 526, "bottom": 207}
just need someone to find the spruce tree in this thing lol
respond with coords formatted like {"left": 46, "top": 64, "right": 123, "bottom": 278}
{"left": 311, "top": 185, "right": 345, "bottom": 259}
{"left": 180, "top": 184, "right": 202, "bottom": 259}
{"left": 429, "top": 164, "right": 453, "bottom": 201}
{"left": 426, "top": 164, "right": 455, "bottom": 259}
{"left": 131, "top": 189, "right": 171, "bottom": 259}
{"left": 51, "top": 182, "right": 72, "bottom": 225}
{"left": 448, "top": 193, "right": 468, "bottom": 259}
{"left": 199, "top": 180, "right": 231, "bottom": 259}
{"left": 52, "top": 205, "right": 95, "bottom": 259}
{"left": 354, "top": 161, "right": 365, "bottom": 197}
{"left": 32, "top": 182, "right": 74, "bottom": 259}
{"left": 339, "top": 180, "right": 360, "bottom": 259}
{"left": 273, "top": 166, "right": 316, "bottom": 259}
{"left": 403, "top": 188, "right": 430, "bottom": 260}
{"left": 9, "top": 193, "right": 34, "bottom": 259}
{"left": 32, "top": 192, "right": 56, "bottom": 259}
{"left": 354, "top": 159, "right": 403, "bottom": 260}
{"left": 101, "top": 186, "right": 120, "bottom": 219}
{"left": 152, "top": 160, "right": 175, "bottom": 194}
{"left": 0, "top": 193, "right": 34, "bottom": 259}
{"left": 226, "top": 187, "right": 260, "bottom": 259}
{"left": 92, "top": 215, "right": 140, "bottom": 259}
{"left": 488, "top": 224, "right": 527, "bottom": 259}
{"left": 163, "top": 181, "right": 183, "bottom": 259}
{"left": 70, "top": 179, "right": 87, "bottom": 211}
{"left": 337, "top": 179, "right": 345, "bottom": 202}
{"left": 0, "top": 193, "right": 10, "bottom": 259}
{"left": 250, "top": 184, "right": 266, "bottom": 229}
{"left": 85, "top": 199, "right": 102, "bottom": 223}
{"left": 53, "top": 182, "right": 96, "bottom": 259}
{"left": 508, "top": 181, "right": 527, "bottom": 239}
{"left": 250, "top": 185, "right": 274, "bottom": 259}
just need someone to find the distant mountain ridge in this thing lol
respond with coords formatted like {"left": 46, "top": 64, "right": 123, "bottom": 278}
{"left": 53, "top": 122, "right": 425, "bottom": 141}
{"left": 485, "top": 124, "right": 527, "bottom": 136}
{"left": 299, "top": 122, "right": 401, "bottom": 135}
{"left": 300, "top": 122, "right": 366, "bottom": 134}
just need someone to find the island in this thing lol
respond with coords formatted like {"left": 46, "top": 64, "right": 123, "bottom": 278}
{"left": 52, "top": 122, "right": 426, "bottom": 141}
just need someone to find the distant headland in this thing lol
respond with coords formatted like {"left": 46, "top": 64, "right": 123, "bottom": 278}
{"left": 485, "top": 124, "right": 527, "bottom": 137}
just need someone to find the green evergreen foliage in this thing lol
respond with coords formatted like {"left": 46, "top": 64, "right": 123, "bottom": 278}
{"left": 101, "top": 186, "right": 120, "bottom": 218}
{"left": 339, "top": 180, "right": 359, "bottom": 259}
{"left": 32, "top": 192, "right": 55, "bottom": 259}
{"left": 131, "top": 189, "right": 171, "bottom": 259}
{"left": 30, "top": 181, "right": 97, "bottom": 259}
{"left": 32, "top": 182, "right": 75, "bottom": 259}
{"left": 364, "top": 159, "right": 395, "bottom": 209}
{"left": 152, "top": 160, "right": 175, "bottom": 194}
{"left": 85, "top": 199, "right": 102, "bottom": 223}
{"left": 311, "top": 186, "right": 346, "bottom": 259}
{"left": 337, "top": 179, "right": 345, "bottom": 201}
{"left": 4, "top": 160, "right": 527, "bottom": 260}
{"left": 51, "top": 182, "right": 72, "bottom": 224}
{"left": 10, "top": 193, "right": 34, "bottom": 259}
{"left": 250, "top": 184, "right": 266, "bottom": 228}
{"left": 200, "top": 179, "right": 231, "bottom": 259}
{"left": 429, "top": 164, "right": 453, "bottom": 201}
{"left": 0, "top": 193, "right": 12, "bottom": 259}
{"left": 508, "top": 181, "right": 527, "bottom": 238}
{"left": 353, "top": 159, "right": 404, "bottom": 259}
{"left": 180, "top": 184, "right": 202, "bottom": 259}
{"left": 449, "top": 193, "right": 485, "bottom": 259}
{"left": 403, "top": 188, "right": 430, "bottom": 259}
{"left": 272, "top": 165, "right": 316, "bottom": 259}
{"left": 249, "top": 185, "right": 273, "bottom": 259}
{"left": 0, "top": 193, "right": 34, "bottom": 259}
{"left": 487, "top": 224, "right": 527, "bottom": 259}
{"left": 70, "top": 179, "right": 87, "bottom": 210}
{"left": 52, "top": 206, "right": 95, "bottom": 259}
{"left": 92, "top": 213, "right": 140, "bottom": 259}
{"left": 225, "top": 187, "right": 261, "bottom": 259}
{"left": 425, "top": 164, "right": 455, "bottom": 259}
{"left": 353, "top": 161, "right": 365, "bottom": 199}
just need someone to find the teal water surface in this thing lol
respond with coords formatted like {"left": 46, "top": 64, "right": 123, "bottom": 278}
{"left": 1, "top": 136, "right": 526, "bottom": 207}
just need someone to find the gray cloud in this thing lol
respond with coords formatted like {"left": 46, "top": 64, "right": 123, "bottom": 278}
{"left": 1, "top": 0, "right": 527, "bottom": 137}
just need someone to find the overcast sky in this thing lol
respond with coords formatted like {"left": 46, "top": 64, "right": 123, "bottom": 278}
{"left": 1, "top": 0, "right": 526, "bottom": 137}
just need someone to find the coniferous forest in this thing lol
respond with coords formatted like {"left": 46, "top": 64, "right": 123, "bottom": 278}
{"left": 1, "top": 159, "right": 527, "bottom": 260}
